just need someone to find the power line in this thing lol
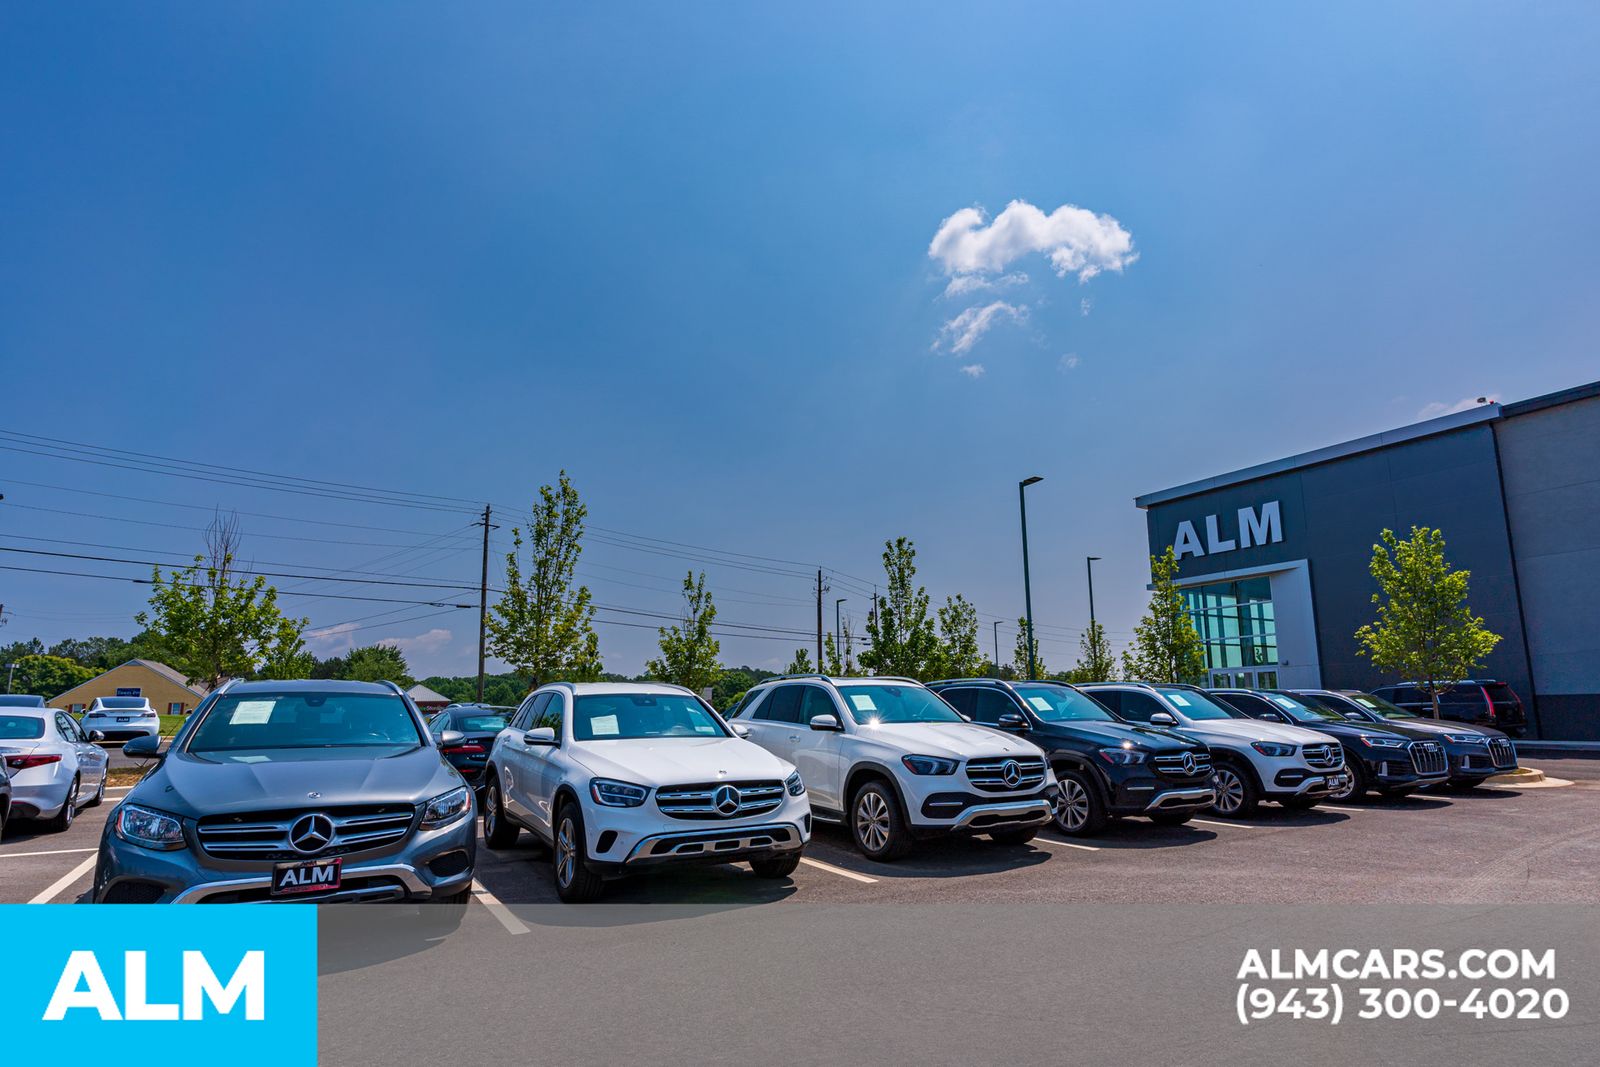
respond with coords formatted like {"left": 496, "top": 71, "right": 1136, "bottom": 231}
{"left": 0, "top": 563, "right": 476, "bottom": 607}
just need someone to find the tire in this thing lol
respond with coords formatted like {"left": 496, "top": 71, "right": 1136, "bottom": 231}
{"left": 850, "top": 779, "right": 913, "bottom": 861}
{"left": 482, "top": 775, "right": 520, "bottom": 849}
{"left": 1210, "top": 762, "right": 1260, "bottom": 817}
{"left": 989, "top": 826, "right": 1039, "bottom": 845}
{"left": 83, "top": 770, "right": 107, "bottom": 809}
{"left": 1051, "top": 769, "right": 1108, "bottom": 836}
{"left": 0, "top": 803, "right": 7, "bottom": 844}
{"left": 1149, "top": 812, "right": 1193, "bottom": 826}
{"left": 44, "top": 777, "right": 79, "bottom": 833}
{"left": 1329, "top": 759, "right": 1368, "bottom": 801}
{"left": 749, "top": 853, "right": 801, "bottom": 879}
{"left": 552, "top": 802, "right": 605, "bottom": 903}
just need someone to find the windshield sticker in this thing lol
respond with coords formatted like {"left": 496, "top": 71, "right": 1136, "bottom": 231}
{"left": 1167, "top": 693, "right": 1191, "bottom": 707}
{"left": 849, "top": 694, "right": 878, "bottom": 712}
{"left": 589, "top": 714, "right": 619, "bottom": 736}
{"left": 1028, "top": 696, "right": 1053, "bottom": 712}
{"left": 1270, "top": 696, "right": 1298, "bottom": 709}
{"left": 1354, "top": 697, "right": 1377, "bottom": 708}
{"left": 229, "top": 700, "right": 275, "bottom": 725}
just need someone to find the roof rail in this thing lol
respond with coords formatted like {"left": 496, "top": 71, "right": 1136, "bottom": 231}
{"left": 927, "top": 677, "right": 1009, "bottom": 687}
{"left": 759, "top": 673, "right": 833, "bottom": 683}
{"left": 380, "top": 679, "right": 409, "bottom": 699}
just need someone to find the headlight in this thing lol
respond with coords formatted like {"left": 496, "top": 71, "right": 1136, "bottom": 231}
{"left": 115, "top": 804, "right": 187, "bottom": 851}
{"left": 590, "top": 778, "right": 650, "bottom": 807}
{"left": 901, "top": 755, "right": 959, "bottom": 776}
{"left": 1444, "top": 733, "right": 1488, "bottom": 745}
{"left": 785, "top": 771, "right": 805, "bottom": 796}
{"left": 420, "top": 786, "right": 472, "bottom": 829}
{"left": 1251, "top": 741, "right": 1297, "bottom": 757}
{"left": 1097, "top": 748, "right": 1148, "bottom": 765}
{"left": 1358, "top": 735, "right": 1407, "bottom": 749}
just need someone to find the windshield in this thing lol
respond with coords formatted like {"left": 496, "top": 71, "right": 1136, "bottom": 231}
{"left": 1156, "top": 688, "right": 1243, "bottom": 721}
{"left": 837, "top": 684, "right": 963, "bottom": 725}
{"left": 186, "top": 693, "right": 423, "bottom": 753}
{"left": 454, "top": 713, "right": 509, "bottom": 732}
{"left": 572, "top": 694, "right": 727, "bottom": 741}
{"left": 1261, "top": 693, "right": 1344, "bottom": 723}
{"left": 1350, "top": 692, "right": 1419, "bottom": 719}
{"left": 0, "top": 714, "right": 46, "bottom": 739}
{"left": 98, "top": 697, "right": 149, "bottom": 709}
{"left": 1012, "top": 685, "right": 1116, "bottom": 722}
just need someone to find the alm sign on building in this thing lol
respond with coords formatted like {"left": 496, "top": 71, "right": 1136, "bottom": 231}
{"left": 1172, "top": 501, "right": 1283, "bottom": 560}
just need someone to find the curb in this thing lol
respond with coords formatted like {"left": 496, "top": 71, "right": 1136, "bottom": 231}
{"left": 1485, "top": 766, "right": 1574, "bottom": 789}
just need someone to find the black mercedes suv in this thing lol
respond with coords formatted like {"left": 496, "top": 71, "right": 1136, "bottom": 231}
{"left": 1210, "top": 689, "right": 1447, "bottom": 801}
{"left": 930, "top": 679, "right": 1215, "bottom": 836}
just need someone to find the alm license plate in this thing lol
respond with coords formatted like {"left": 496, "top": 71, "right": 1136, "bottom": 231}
{"left": 271, "top": 857, "right": 342, "bottom": 897}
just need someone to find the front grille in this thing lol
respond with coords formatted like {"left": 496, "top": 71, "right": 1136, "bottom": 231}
{"left": 1303, "top": 743, "right": 1343, "bottom": 771}
{"left": 1488, "top": 738, "right": 1516, "bottom": 769}
{"left": 1409, "top": 742, "right": 1447, "bottom": 776}
{"left": 1152, "top": 751, "right": 1213, "bottom": 779}
{"left": 655, "top": 781, "right": 784, "bottom": 820}
{"left": 195, "top": 804, "right": 416, "bottom": 860}
{"left": 965, "top": 756, "right": 1047, "bottom": 793}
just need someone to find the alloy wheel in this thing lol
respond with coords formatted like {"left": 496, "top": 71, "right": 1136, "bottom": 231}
{"left": 555, "top": 817, "right": 577, "bottom": 888}
{"left": 1213, "top": 768, "right": 1245, "bottom": 815}
{"left": 1055, "top": 779, "right": 1091, "bottom": 832}
{"left": 485, "top": 785, "right": 500, "bottom": 833}
{"left": 855, "top": 790, "right": 890, "bottom": 852}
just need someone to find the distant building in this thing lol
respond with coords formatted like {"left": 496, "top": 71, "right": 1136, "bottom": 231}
{"left": 406, "top": 683, "right": 451, "bottom": 712}
{"left": 53, "top": 659, "right": 208, "bottom": 715}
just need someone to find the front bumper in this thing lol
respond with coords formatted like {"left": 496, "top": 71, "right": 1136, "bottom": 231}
{"left": 93, "top": 806, "right": 478, "bottom": 904}
{"left": 1144, "top": 787, "right": 1216, "bottom": 812}
{"left": 582, "top": 790, "right": 811, "bottom": 874}
{"left": 913, "top": 788, "right": 1054, "bottom": 835}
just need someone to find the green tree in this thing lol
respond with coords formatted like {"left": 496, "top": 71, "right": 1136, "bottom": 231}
{"left": 340, "top": 644, "right": 415, "bottom": 687}
{"left": 12, "top": 654, "right": 94, "bottom": 701}
{"left": 932, "top": 594, "right": 984, "bottom": 679}
{"left": 646, "top": 571, "right": 723, "bottom": 694}
{"left": 1355, "top": 526, "right": 1502, "bottom": 718}
{"left": 257, "top": 615, "right": 316, "bottom": 680}
{"left": 487, "top": 472, "right": 603, "bottom": 690}
{"left": 1011, "top": 617, "right": 1046, "bottom": 679}
{"left": 858, "top": 537, "right": 939, "bottom": 678}
{"left": 784, "top": 648, "right": 815, "bottom": 675}
{"left": 1121, "top": 547, "right": 1205, "bottom": 684}
{"left": 1069, "top": 620, "right": 1117, "bottom": 683}
{"left": 136, "top": 517, "right": 311, "bottom": 691}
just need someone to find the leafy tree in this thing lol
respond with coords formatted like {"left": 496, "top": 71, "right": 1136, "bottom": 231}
{"left": 423, "top": 673, "right": 530, "bottom": 707}
{"left": 257, "top": 615, "right": 316, "bottom": 680}
{"left": 1, "top": 637, "right": 46, "bottom": 665}
{"left": 858, "top": 537, "right": 939, "bottom": 679}
{"left": 1011, "top": 617, "right": 1046, "bottom": 680}
{"left": 1121, "top": 547, "right": 1205, "bottom": 684}
{"left": 1355, "top": 526, "right": 1502, "bottom": 718}
{"left": 646, "top": 571, "right": 723, "bottom": 694}
{"left": 136, "top": 517, "right": 312, "bottom": 691}
{"left": 47, "top": 635, "right": 154, "bottom": 672}
{"left": 340, "top": 644, "right": 415, "bottom": 687}
{"left": 487, "top": 472, "right": 603, "bottom": 689}
{"left": 711, "top": 666, "right": 778, "bottom": 710}
{"left": 1069, "top": 620, "right": 1117, "bottom": 683}
{"left": 932, "top": 594, "right": 984, "bottom": 679}
{"left": 784, "top": 648, "right": 815, "bottom": 675}
{"left": 12, "top": 654, "right": 94, "bottom": 700}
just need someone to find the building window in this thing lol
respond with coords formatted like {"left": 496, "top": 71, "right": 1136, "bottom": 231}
{"left": 168, "top": 702, "right": 185, "bottom": 715}
{"left": 71, "top": 703, "right": 86, "bottom": 714}
{"left": 1182, "top": 577, "right": 1278, "bottom": 674}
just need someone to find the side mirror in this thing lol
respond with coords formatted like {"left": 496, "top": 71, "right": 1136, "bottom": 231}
{"left": 996, "top": 713, "right": 1030, "bottom": 732}
{"left": 439, "top": 730, "right": 466, "bottom": 749}
{"left": 1149, "top": 711, "right": 1178, "bottom": 727}
{"left": 123, "top": 734, "right": 162, "bottom": 758}
{"left": 1342, "top": 712, "right": 1365, "bottom": 721}
{"left": 89, "top": 729, "right": 107, "bottom": 742}
{"left": 958, "top": 713, "right": 974, "bottom": 722}
{"left": 522, "top": 727, "right": 557, "bottom": 746}
{"left": 809, "top": 713, "right": 842, "bottom": 732}
{"left": 730, "top": 723, "right": 752, "bottom": 739}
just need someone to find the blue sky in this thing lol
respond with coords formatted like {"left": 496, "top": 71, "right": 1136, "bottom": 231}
{"left": 3, "top": 2, "right": 1598, "bottom": 678}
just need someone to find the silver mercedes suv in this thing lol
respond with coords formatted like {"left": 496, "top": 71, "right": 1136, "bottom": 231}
{"left": 93, "top": 679, "right": 477, "bottom": 903}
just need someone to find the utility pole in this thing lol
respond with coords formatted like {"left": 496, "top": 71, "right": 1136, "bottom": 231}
{"left": 1086, "top": 556, "right": 1102, "bottom": 630}
{"left": 1019, "top": 476, "right": 1043, "bottom": 681}
{"left": 475, "top": 505, "right": 498, "bottom": 702}
{"left": 835, "top": 598, "right": 847, "bottom": 672}
{"left": 992, "top": 620, "right": 1001, "bottom": 677}
{"left": 814, "top": 569, "right": 826, "bottom": 668}
{"left": 4, "top": 662, "right": 15, "bottom": 695}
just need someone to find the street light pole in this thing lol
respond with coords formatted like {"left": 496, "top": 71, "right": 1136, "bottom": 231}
{"left": 1086, "top": 556, "right": 1102, "bottom": 630}
{"left": 1018, "top": 476, "right": 1043, "bottom": 681}
{"left": 992, "top": 621, "right": 1001, "bottom": 677}
{"left": 835, "top": 598, "right": 847, "bottom": 670}
{"left": 4, "top": 662, "right": 14, "bottom": 694}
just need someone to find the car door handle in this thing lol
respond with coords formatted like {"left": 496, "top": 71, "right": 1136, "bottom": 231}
{"left": 786, "top": 734, "right": 801, "bottom": 742}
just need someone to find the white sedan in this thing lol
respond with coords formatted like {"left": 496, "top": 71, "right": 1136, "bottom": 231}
{"left": 0, "top": 708, "right": 111, "bottom": 832}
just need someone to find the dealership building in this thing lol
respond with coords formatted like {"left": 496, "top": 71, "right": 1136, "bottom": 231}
{"left": 1136, "top": 379, "right": 1600, "bottom": 741}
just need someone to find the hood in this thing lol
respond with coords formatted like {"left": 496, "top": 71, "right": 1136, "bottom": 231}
{"left": 853, "top": 721, "right": 1045, "bottom": 760}
{"left": 1035, "top": 720, "right": 1199, "bottom": 752}
{"left": 133, "top": 746, "right": 461, "bottom": 818}
{"left": 572, "top": 736, "right": 795, "bottom": 785}
{"left": 1379, "top": 717, "right": 1506, "bottom": 741}
{"left": 1176, "top": 718, "right": 1339, "bottom": 747}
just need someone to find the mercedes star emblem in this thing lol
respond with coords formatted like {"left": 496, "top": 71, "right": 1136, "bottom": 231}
{"left": 1181, "top": 752, "right": 1196, "bottom": 774}
{"left": 1001, "top": 760, "right": 1022, "bottom": 787}
{"left": 288, "top": 812, "right": 335, "bottom": 855}
{"left": 713, "top": 784, "right": 742, "bottom": 816}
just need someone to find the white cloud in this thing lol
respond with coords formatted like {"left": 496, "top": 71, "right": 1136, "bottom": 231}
{"left": 1059, "top": 353, "right": 1081, "bottom": 372}
{"left": 959, "top": 363, "right": 986, "bottom": 379}
{"left": 935, "top": 300, "right": 1027, "bottom": 355}
{"left": 929, "top": 199, "right": 1137, "bottom": 284}
{"left": 1417, "top": 395, "right": 1496, "bottom": 420}
{"left": 378, "top": 628, "right": 453, "bottom": 656}
{"left": 305, "top": 622, "right": 360, "bottom": 653}
{"left": 941, "top": 271, "right": 1028, "bottom": 299}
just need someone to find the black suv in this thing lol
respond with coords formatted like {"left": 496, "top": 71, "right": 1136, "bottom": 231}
{"left": 1210, "top": 689, "right": 1446, "bottom": 801}
{"left": 1294, "top": 689, "right": 1518, "bottom": 788}
{"left": 930, "top": 679, "right": 1215, "bottom": 836}
{"left": 1368, "top": 680, "right": 1526, "bottom": 736}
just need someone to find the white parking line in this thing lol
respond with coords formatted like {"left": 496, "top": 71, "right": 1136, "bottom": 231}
{"left": 1035, "top": 836, "right": 1100, "bottom": 852}
{"left": 798, "top": 856, "right": 879, "bottom": 883}
{"left": 29, "top": 854, "right": 98, "bottom": 904}
{"left": 1, "top": 847, "right": 97, "bottom": 859}
{"left": 1190, "top": 818, "right": 1255, "bottom": 829}
{"left": 1319, "top": 805, "right": 1367, "bottom": 814}
{"left": 471, "top": 879, "right": 529, "bottom": 935}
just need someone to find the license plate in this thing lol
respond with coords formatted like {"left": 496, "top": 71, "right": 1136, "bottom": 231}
{"left": 271, "top": 857, "right": 342, "bottom": 897}
{"left": 117, "top": 717, "right": 132, "bottom": 723}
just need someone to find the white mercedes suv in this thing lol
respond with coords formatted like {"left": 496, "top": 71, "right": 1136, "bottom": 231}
{"left": 481, "top": 682, "right": 810, "bottom": 902}
{"left": 728, "top": 675, "right": 1056, "bottom": 861}
{"left": 1082, "top": 683, "right": 1349, "bottom": 817}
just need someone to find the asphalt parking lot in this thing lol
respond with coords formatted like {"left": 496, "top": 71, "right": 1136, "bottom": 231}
{"left": 7, "top": 759, "right": 1598, "bottom": 908}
